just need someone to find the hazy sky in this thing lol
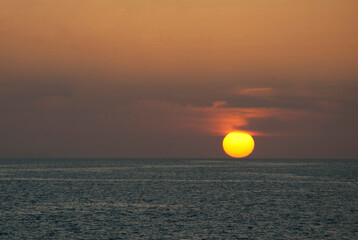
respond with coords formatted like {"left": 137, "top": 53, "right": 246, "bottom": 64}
{"left": 1, "top": 0, "right": 357, "bottom": 158}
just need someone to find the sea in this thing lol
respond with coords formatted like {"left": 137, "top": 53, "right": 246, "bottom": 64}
{"left": 0, "top": 158, "right": 357, "bottom": 239}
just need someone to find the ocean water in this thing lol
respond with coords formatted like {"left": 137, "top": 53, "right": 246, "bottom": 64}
{"left": 0, "top": 158, "right": 357, "bottom": 239}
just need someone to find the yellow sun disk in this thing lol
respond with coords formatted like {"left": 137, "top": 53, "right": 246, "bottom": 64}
{"left": 222, "top": 132, "right": 255, "bottom": 158}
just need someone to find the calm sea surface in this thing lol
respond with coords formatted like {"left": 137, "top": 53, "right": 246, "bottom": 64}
{"left": 0, "top": 158, "right": 357, "bottom": 239}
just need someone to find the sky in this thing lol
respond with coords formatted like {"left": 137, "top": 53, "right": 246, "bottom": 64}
{"left": 0, "top": 0, "right": 357, "bottom": 158}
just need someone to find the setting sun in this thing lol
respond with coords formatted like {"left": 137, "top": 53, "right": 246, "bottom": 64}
{"left": 222, "top": 132, "right": 255, "bottom": 158}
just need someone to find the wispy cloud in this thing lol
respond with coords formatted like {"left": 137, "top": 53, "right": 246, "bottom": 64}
{"left": 236, "top": 87, "right": 274, "bottom": 98}
{"left": 131, "top": 100, "right": 310, "bottom": 137}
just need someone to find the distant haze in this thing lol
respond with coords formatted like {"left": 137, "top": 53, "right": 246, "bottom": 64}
{"left": 0, "top": 0, "right": 357, "bottom": 158}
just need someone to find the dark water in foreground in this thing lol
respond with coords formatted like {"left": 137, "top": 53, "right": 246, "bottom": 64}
{"left": 0, "top": 158, "right": 357, "bottom": 239}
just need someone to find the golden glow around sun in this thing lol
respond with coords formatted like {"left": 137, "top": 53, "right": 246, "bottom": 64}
{"left": 222, "top": 132, "right": 255, "bottom": 158}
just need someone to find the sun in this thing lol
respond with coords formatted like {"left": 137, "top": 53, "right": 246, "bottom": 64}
{"left": 222, "top": 131, "right": 255, "bottom": 158}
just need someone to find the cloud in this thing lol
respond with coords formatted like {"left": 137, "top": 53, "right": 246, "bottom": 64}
{"left": 128, "top": 100, "right": 311, "bottom": 137}
{"left": 236, "top": 87, "right": 274, "bottom": 98}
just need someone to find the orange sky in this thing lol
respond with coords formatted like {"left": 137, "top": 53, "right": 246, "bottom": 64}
{"left": 0, "top": 0, "right": 357, "bottom": 158}
{"left": 1, "top": 0, "right": 357, "bottom": 76}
